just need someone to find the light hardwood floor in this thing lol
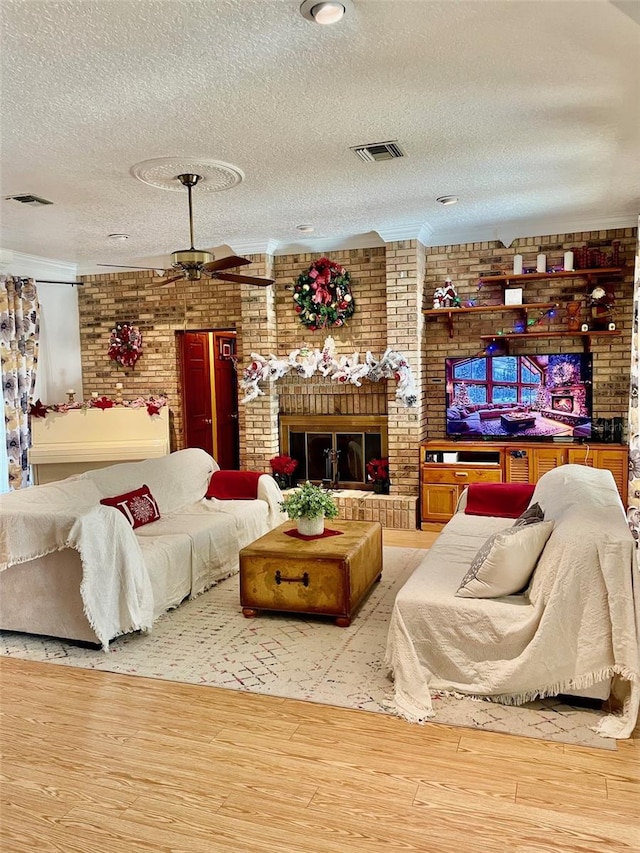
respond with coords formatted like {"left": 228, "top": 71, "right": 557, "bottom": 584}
{"left": 1, "top": 529, "right": 638, "bottom": 853}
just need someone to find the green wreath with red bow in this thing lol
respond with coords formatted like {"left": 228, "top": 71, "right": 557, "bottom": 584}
{"left": 292, "top": 257, "right": 355, "bottom": 331}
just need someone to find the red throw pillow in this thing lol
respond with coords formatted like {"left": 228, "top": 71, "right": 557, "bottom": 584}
{"left": 206, "top": 470, "right": 263, "bottom": 500}
{"left": 100, "top": 484, "right": 161, "bottom": 529}
{"left": 465, "top": 483, "right": 535, "bottom": 518}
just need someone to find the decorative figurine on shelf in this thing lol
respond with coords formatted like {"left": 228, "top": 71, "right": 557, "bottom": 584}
{"left": 442, "top": 278, "right": 460, "bottom": 308}
{"left": 433, "top": 278, "right": 461, "bottom": 309}
{"left": 589, "top": 285, "right": 615, "bottom": 331}
{"left": 66, "top": 389, "right": 75, "bottom": 403}
{"left": 565, "top": 301, "right": 582, "bottom": 333}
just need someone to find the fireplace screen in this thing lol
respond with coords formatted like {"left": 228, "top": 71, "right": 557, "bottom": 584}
{"left": 280, "top": 415, "right": 387, "bottom": 489}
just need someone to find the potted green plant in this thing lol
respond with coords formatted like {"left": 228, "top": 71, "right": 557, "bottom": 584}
{"left": 279, "top": 481, "right": 339, "bottom": 536}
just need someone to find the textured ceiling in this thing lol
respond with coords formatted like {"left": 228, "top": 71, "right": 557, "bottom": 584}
{"left": 1, "top": 0, "right": 639, "bottom": 273}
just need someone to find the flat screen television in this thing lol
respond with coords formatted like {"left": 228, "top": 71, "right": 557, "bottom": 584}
{"left": 445, "top": 354, "right": 593, "bottom": 439}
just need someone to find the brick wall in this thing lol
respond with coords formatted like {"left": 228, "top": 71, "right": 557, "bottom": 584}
{"left": 77, "top": 268, "right": 242, "bottom": 449}
{"left": 274, "top": 248, "right": 389, "bottom": 418}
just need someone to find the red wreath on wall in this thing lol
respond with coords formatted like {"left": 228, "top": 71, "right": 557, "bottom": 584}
{"left": 108, "top": 323, "right": 143, "bottom": 369}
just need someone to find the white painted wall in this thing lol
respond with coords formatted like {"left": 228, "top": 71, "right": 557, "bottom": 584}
{"left": 0, "top": 250, "right": 83, "bottom": 403}
{"left": 33, "top": 283, "right": 83, "bottom": 403}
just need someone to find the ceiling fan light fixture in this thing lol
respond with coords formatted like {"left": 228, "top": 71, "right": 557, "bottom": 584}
{"left": 300, "top": 0, "right": 346, "bottom": 25}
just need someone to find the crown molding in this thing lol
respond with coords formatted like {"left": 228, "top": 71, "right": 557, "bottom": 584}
{"left": 375, "top": 223, "right": 422, "bottom": 242}
{"left": 424, "top": 212, "right": 638, "bottom": 249}
{"left": 0, "top": 249, "right": 78, "bottom": 281}
{"left": 228, "top": 238, "right": 280, "bottom": 257}
{"left": 268, "top": 232, "right": 384, "bottom": 256}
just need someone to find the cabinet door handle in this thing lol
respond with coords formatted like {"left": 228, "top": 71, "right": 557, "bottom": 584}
{"left": 454, "top": 471, "right": 468, "bottom": 478}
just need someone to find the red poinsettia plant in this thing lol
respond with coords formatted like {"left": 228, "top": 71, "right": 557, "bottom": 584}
{"left": 270, "top": 455, "right": 298, "bottom": 477}
{"left": 270, "top": 454, "right": 298, "bottom": 489}
{"left": 366, "top": 457, "right": 389, "bottom": 483}
{"left": 108, "top": 323, "right": 142, "bottom": 369}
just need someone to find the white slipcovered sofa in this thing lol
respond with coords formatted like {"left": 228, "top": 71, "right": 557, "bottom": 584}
{"left": 385, "top": 465, "right": 640, "bottom": 739}
{"left": 0, "top": 448, "right": 286, "bottom": 649}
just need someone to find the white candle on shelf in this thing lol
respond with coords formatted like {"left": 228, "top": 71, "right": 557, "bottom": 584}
{"left": 115, "top": 383, "right": 123, "bottom": 390}
{"left": 536, "top": 253, "right": 547, "bottom": 273}
{"left": 563, "top": 250, "right": 574, "bottom": 272}
{"left": 513, "top": 254, "right": 523, "bottom": 275}
{"left": 91, "top": 392, "right": 99, "bottom": 399}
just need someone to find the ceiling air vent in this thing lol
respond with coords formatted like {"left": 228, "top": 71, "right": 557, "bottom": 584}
{"left": 350, "top": 140, "right": 405, "bottom": 163}
{"left": 5, "top": 194, "right": 53, "bottom": 206}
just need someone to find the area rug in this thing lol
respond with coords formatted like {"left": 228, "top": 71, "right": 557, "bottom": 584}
{"left": 0, "top": 546, "right": 614, "bottom": 750}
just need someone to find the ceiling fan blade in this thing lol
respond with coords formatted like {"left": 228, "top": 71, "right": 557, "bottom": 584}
{"left": 202, "top": 255, "right": 251, "bottom": 273}
{"left": 210, "top": 271, "right": 275, "bottom": 287}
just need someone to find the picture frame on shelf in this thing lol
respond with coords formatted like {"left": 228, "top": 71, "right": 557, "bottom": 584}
{"left": 504, "top": 288, "right": 523, "bottom": 306}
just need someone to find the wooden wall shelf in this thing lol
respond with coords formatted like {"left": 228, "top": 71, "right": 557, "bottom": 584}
{"left": 477, "top": 267, "right": 623, "bottom": 285}
{"left": 480, "top": 329, "right": 621, "bottom": 353}
{"left": 424, "top": 302, "right": 558, "bottom": 337}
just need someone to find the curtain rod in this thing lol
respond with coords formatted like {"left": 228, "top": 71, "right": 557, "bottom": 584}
{"left": 30, "top": 279, "right": 84, "bottom": 286}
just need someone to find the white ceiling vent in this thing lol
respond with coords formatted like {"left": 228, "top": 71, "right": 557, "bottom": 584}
{"left": 350, "top": 141, "right": 405, "bottom": 163}
{"left": 5, "top": 193, "right": 53, "bottom": 206}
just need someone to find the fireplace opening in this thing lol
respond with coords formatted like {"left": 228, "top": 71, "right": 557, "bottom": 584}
{"left": 279, "top": 415, "right": 387, "bottom": 489}
{"left": 551, "top": 395, "right": 574, "bottom": 413}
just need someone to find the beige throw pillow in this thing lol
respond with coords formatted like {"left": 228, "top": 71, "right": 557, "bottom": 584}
{"left": 456, "top": 520, "right": 554, "bottom": 599}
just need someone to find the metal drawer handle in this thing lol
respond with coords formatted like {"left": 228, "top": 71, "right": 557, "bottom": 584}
{"left": 275, "top": 570, "right": 309, "bottom": 587}
{"left": 454, "top": 471, "right": 468, "bottom": 477}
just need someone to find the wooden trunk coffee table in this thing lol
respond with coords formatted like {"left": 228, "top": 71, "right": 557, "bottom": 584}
{"left": 239, "top": 520, "right": 383, "bottom": 627}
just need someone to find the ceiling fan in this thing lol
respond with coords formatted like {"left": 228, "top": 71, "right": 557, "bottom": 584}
{"left": 98, "top": 173, "right": 275, "bottom": 288}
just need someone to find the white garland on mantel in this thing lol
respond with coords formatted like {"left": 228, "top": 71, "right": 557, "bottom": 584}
{"left": 239, "top": 336, "right": 418, "bottom": 407}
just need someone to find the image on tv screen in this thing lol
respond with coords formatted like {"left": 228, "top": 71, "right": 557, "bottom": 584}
{"left": 445, "top": 354, "right": 593, "bottom": 439}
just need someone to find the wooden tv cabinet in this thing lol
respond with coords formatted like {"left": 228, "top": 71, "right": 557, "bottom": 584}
{"left": 420, "top": 440, "right": 628, "bottom": 525}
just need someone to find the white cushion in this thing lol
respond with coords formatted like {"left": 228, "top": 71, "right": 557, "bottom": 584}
{"left": 456, "top": 520, "right": 554, "bottom": 599}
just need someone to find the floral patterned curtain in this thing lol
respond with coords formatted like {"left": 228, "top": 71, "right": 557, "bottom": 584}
{"left": 628, "top": 230, "right": 640, "bottom": 545}
{"left": 0, "top": 276, "right": 40, "bottom": 489}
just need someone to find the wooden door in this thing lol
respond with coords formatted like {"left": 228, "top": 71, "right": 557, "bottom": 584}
{"left": 212, "top": 332, "right": 239, "bottom": 470}
{"left": 179, "top": 332, "right": 214, "bottom": 456}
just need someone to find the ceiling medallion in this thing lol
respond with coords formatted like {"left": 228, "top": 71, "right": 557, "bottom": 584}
{"left": 130, "top": 157, "right": 245, "bottom": 193}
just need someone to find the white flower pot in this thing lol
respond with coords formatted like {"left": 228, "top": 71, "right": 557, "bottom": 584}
{"left": 296, "top": 516, "right": 325, "bottom": 536}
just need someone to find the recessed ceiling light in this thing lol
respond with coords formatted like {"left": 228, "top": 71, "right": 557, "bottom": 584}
{"left": 108, "top": 233, "right": 129, "bottom": 240}
{"left": 296, "top": 224, "right": 315, "bottom": 233}
{"left": 436, "top": 196, "right": 459, "bottom": 206}
{"left": 300, "top": 1, "right": 346, "bottom": 25}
